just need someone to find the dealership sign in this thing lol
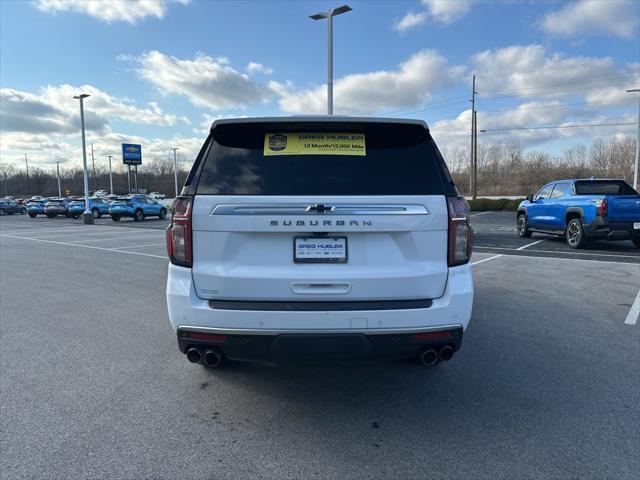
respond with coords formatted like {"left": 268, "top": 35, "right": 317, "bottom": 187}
{"left": 122, "top": 143, "right": 142, "bottom": 165}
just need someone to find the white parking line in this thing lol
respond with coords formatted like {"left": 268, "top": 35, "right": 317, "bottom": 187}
{"left": 68, "top": 234, "right": 164, "bottom": 244}
{"left": 112, "top": 243, "right": 165, "bottom": 250}
{"left": 0, "top": 234, "right": 167, "bottom": 259}
{"left": 624, "top": 290, "right": 640, "bottom": 325}
{"left": 516, "top": 239, "right": 547, "bottom": 251}
{"left": 471, "top": 211, "right": 493, "bottom": 217}
{"left": 476, "top": 245, "right": 639, "bottom": 260}
{"left": 471, "top": 254, "right": 503, "bottom": 266}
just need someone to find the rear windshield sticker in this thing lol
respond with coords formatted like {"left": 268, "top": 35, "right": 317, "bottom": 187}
{"left": 264, "top": 133, "right": 366, "bottom": 156}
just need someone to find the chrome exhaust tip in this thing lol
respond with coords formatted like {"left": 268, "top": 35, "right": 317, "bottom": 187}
{"left": 438, "top": 345, "right": 454, "bottom": 362}
{"left": 419, "top": 348, "right": 439, "bottom": 366}
{"left": 186, "top": 348, "right": 202, "bottom": 364}
{"left": 203, "top": 348, "right": 224, "bottom": 368}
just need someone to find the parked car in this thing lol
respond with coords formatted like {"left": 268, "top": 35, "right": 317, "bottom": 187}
{"left": 166, "top": 116, "right": 474, "bottom": 369}
{"left": 148, "top": 192, "right": 166, "bottom": 200}
{"left": 44, "top": 198, "right": 72, "bottom": 218}
{"left": 67, "top": 197, "right": 112, "bottom": 219}
{"left": 517, "top": 179, "right": 640, "bottom": 249}
{"left": 0, "top": 199, "right": 27, "bottom": 215}
{"left": 26, "top": 199, "right": 49, "bottom": 217}
{"left": 109, "top": 195, "right": 167, "bottom": 221}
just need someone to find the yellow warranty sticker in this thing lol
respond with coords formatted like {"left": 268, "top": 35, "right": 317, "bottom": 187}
{"left": 263, "top": 133, "right": 366, "bottom": 156}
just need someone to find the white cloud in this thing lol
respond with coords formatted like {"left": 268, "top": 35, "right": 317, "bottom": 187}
{"left": 469, "top": 44, "right": 630, "bottom": 98}
{"left": 541, "top": 0, "right": 639, "bottom": 39}
{"left": 394, "top": 0, "right": 473, "bottom": 31}
{"left": 430, "top": 103, "right": 636, "bottom": 150}
{"left": 0, "top": 85, "right": 188, "bottom": 137}
{"left": 422, "top": 0, "right": 474, "bottom": 25}
{"left": 35, "top": 0, "right": 190, "bottom": 24}
{"left": 272, "top": 50, "right": 463, "bottom": 115}
{"left": 393, "top": 11, "right": 428, "bottom": 32}
{"left": 0, "top": 128, "right": 204, "bottom": 170}
{"left": 131, "top": 51, "right": 271, "bottom": 110}
{"left": 246, "top": 62, "right": 273, "bottom": 75}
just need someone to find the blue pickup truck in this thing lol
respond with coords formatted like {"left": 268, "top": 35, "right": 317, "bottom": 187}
{"left": 517, "top": 179, "right": 640, "bottom": 249}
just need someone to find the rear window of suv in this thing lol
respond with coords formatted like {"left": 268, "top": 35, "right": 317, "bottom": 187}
{"left": 195, "top": 122, "right": 453, "bottom": 196}
{"left": 574, "top": 181, "right": 637, "bottom": 195}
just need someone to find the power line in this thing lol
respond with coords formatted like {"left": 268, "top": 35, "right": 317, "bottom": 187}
{"left": 482, "top": 99, "right": 629, "bottom": 113}
{"left": 479, "top": 73, "right": 638, "bottom": 97}
{"left": 482, "top": 121, "right": 637, "bottom": 133}
{"left": 481, "top": 79, "right": 638, "bottom": 101}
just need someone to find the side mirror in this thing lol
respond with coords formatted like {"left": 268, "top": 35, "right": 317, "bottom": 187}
{"left": 526, "top": 194, "right": 534, "bottom": 202}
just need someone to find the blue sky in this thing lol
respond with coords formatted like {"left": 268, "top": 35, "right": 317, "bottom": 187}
{"left": 1, "top": 0, "right": 638, "bottom": 170}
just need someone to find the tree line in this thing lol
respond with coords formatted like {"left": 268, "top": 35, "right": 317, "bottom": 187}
{"left": 0, "top": 135, "right": 636, "bottom": 198}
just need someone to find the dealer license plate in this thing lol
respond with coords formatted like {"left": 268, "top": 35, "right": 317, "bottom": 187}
{"left": 294, "top": 236, "right": 347, "bottom": 263}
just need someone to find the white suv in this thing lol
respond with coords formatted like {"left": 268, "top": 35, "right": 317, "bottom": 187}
{"left": 166, "top": 117, "right": 473, "bottom": 368}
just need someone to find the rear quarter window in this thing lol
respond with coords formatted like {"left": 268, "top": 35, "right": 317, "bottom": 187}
{"left": 195, "top": 122, "right": 455, "bottom": 196}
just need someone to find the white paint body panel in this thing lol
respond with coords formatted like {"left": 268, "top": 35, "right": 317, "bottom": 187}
{"left": 190, "top": 195, "right": 451, "bottom": 301}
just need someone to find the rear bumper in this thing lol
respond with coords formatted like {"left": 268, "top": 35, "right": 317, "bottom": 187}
{"left": 585, "top": 218, "right": 639, "bottom": 240}
{"left": 166, "top": 262, "right": 473, "bottom": 360}
{"left": 177, "top": 326, "right": 463, "bottom": 360}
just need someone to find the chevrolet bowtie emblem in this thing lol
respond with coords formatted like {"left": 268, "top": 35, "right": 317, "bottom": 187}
{"left": 305, "top": 204, "right": 334, "bottom": 214}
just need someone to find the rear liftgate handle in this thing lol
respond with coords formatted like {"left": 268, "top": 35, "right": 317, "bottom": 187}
{"left": 290, "top": 283, "right": 351, "bottom": 295}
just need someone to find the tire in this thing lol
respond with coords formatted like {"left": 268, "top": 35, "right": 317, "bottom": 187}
{"left": 159, "top": 208, "right": 167, "bottom": 220}
{"left": 111, "top": 215, "right": 121, "bottom": 222}
{"left": 0, "top": 209, "right": 5, "bottom": 216}
{"left": 91, "top": 208, "right": 99, "bottom": 219}
{"left": 28, "top": 212, "right": 37, "bottom": 218}
{"left": 566, "top": 218, "right": 588, "bottom": 249}
{"left": 73, "top": 214, "right": 79, "bottom": 219}
{"left": 46, "top": 213, "right": 55, "bottom": 219}
{"left": 517, "top": 213, "right": 532, "bottom": 238}
{"left": 21, "top": 207, "right": 27, "bottom": 215}
{"left": 133, "top": 209, "right": 144, "bottom": 222}
{"left": 633, "top": 237, "right": 640, "bottom": 249}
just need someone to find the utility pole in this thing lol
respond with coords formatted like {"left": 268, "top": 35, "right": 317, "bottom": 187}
{"left": 627, "top": 89, "right": 640, "bottom": 190}
{"left": 473, "top": 110, "right": 478, "bottom": 200}
{"left": 56, "top": 161, "right": 61, "bottom": 197}
{"left": 309, "top": 5, "right": 352, "bottom": 115}
{"left": 24, "top": 154, "right": 31, "bottom": 195}
{"left": 108, "top": 155, "right": 114, "bottom": 194}
{"left": 172, "top": 148, "right": 179, "bottom": 198}
{"left": 469, "top": 75, "right": 477, "bottom": 198}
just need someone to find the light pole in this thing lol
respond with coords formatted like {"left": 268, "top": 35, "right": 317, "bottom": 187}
{"left": 108, "top": 155, "right": 114, "bottom": 194}
{"left": 309, "top": 4, "right": 352, "bottom": 115}
{"left": 56, "top": 161, "right": 61, "bottom": 197}
{"left": 172, "top": 147, "right": 179, "bottom": 198}
{"left": 627, "top": 89, "right": 640, "bottom": 190}
{"left": 74, "top": 93, "right": 92, "bottom": 224}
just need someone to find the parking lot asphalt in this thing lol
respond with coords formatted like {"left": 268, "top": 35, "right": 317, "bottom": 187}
{"left": 1, "top": 213, "right": 639, "bottom": 479}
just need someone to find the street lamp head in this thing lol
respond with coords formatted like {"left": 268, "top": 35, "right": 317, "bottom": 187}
{"left": 309, "top": 4, "right": 351, "bottom": 20}
{"left": 627, "top": 89, "right": 640, "bottom": 93}
{"left": 73, "top": 94, "right": 90, "bottom": 99}
{"left": 331, "top": 5, "right": 352, "bottom": 16}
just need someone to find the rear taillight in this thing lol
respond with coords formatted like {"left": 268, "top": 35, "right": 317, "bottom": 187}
{"left": 447, "top": 196, "right": 473, "bottom": 267}
{"left": 166, "top": 196, "right": 193, "bottom": 267}
{"left": 595, "top": 198, "right": 608, "bottom": 217}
